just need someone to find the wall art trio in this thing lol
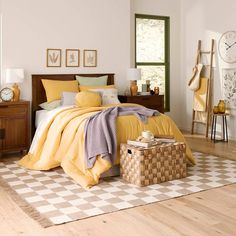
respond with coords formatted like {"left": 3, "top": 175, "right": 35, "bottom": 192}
{"left": 46, "top": 49, "right": 97, "bottom": 67}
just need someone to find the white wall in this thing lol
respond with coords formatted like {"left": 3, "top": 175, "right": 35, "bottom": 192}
{"left": 131, "top": 0, "right": 183, "bottom": 126}
{"left": 4, "top": 0, "right": 234, "bottom": 139}
{"left": 181, "top": 0, "right": 236, "bottom": 140}
{"left": 0, "top": 0, "right": 131, "bottom": 100}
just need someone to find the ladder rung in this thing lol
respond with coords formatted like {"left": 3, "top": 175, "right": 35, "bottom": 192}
{"left": 193, "top": 120, "right": 207, "bottom": 124}
{"left": 200, "top": 51, "right": 215, "bottom": 54}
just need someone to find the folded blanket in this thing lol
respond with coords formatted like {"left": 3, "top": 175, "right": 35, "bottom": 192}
{"left": 84, "top": 106, "right": 160, "bottom": 168}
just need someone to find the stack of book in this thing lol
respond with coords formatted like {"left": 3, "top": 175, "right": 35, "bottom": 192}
{"left": 127, "top": 136, "right": 175, "bottom": 148}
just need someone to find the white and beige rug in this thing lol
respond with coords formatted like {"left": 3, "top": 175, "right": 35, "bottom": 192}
{"left": 0, "top": 152, "right": 235, "bottom": 227}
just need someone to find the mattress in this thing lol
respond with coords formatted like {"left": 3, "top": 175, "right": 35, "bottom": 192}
{"left": 35, "top": 109, "right": 49, "bottom": 128}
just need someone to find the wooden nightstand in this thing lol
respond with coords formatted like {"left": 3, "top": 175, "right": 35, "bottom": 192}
{"left": 118, "top": 94, "right": 164, "bottom": 113}
{"left": 0, "top": 100, "right": 30, "bottom": 155}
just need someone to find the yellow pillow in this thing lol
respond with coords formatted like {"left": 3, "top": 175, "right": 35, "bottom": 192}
{"left": 79, "top": 85, "right": 115, "bottom": 92}
{"left": 42, "top": 79, "right": 79, "bottom": 102}
{"left": 75, "top": 91, "right": 101, "bottom": 107}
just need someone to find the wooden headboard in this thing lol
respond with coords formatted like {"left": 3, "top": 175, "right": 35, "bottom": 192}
{"left": 31, "top": 73, "right": 114, "bottom": 135}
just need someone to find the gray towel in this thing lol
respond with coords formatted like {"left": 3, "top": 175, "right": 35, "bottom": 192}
{"left": 84, "top": 106, "right": 160, "bottom": 168}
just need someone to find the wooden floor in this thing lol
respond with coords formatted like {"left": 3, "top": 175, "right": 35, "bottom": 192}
{"left": 0, "top": 134, "right": 236, "bottom": 236}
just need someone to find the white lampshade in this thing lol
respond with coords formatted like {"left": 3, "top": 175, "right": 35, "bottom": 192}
{"left": 6, "top": 68, "right": 25, "bottom": 84}
{"left": 127, "top": 68, "right": 141, "bottom": 81}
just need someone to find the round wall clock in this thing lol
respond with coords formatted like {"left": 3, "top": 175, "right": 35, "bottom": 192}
{"left": 0, "top": 87, "right": 14, "bottom": 102}
{"left": 218, "top": 31, "right": 236, "bottom": 63}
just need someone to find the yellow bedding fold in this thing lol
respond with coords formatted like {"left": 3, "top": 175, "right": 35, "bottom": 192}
{"left": 19, "top": 104, "right": 194, "bottom": 188}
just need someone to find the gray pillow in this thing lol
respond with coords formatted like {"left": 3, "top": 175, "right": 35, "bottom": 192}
{"left": 76, "top": 75, "right": 108, "bottom": 86}
{"left": 61, "top": 91, "right": 78, "bottom": 106}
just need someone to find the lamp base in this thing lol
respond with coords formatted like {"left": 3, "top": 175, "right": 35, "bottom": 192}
{"left": 130, "top": 80, "right": 138, "bottom": 96}
{"left": 12, "top": 83, "right": 20, "bottom": 102}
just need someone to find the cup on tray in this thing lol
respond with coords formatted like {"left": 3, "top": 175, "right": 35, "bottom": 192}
{"left": 142, "top": 130, "right": 154, "bottom": 142}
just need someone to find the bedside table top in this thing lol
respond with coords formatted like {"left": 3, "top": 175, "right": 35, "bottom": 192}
{"left": 118, "top": 94, "right": 163, "bottom": 97}
{"left": 0, "top": 100, "right": 30, "bottom": 106}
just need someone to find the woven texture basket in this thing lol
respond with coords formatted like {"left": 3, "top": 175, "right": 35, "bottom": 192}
{"left": 120, "top": 142, "right": 187, "bottom": 187}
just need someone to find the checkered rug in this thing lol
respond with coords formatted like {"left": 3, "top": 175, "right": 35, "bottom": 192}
{"left": 0, "top": 152, "right": 236, "bottom": 227}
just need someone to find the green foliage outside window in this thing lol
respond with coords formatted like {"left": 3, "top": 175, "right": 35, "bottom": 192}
{"left": 135, "top": 14, "right": 170, "bottom": 111}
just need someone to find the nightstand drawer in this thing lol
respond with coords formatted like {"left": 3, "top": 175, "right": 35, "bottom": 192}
{"left": 0, "top": 105, "right": 27, "bottom": 117}
{"left": 127, "top": 96, "right": 162, "bottom": 106}
{"left": 118, "top": 95, "right": 164, "bottom": 113}
{"left": 0, "top": 100, "right": 30, "bottom": 154}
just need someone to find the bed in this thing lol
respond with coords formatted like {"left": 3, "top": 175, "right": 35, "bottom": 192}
{"left": 31, "top": 73, "right": 115, "bottom": 133}
{"left": 19, "top": 73, "right": 194, "bottom": 188}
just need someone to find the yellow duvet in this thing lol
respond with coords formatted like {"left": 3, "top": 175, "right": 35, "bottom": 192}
{"left": 19, "top": 104, "right": 194, "bottom": 188}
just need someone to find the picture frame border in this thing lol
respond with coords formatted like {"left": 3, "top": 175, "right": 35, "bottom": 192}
{"left": 83, "top": 49, "right": 97, "bottom": 67}
{"left": 222, "top": 67, "right": 236, "bottom": 110}
{"left": 65, "top": 49, "right": 80, "bottom": 67}
{"left": 46, "top": 48, "right": 62, "bottom": 67}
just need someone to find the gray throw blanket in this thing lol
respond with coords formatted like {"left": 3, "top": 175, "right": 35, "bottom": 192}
{"left": 84, "top": 106, "right": 160, "bottom": 168}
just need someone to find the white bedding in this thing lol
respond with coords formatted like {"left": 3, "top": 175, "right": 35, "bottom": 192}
{"left": 35, "top": 110, "right": 49, "bottom": 128}
{"left": 35, "top": 106, "right": 75, "bottom": 128}
{"left": 33, "top": 106, "right": 74, "bottom": 153}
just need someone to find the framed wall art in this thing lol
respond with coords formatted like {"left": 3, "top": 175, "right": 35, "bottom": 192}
{"left": 66, "top": 49, "right": 80, "bottom": 67}
{"left": 83, "top": 49, "right": 97, "bottom": 67}
{"left": 222, "top": 68, "right": 236, "bottom": 109}
{"left": 46, "top": 48, "right": 61, "bottom": 67}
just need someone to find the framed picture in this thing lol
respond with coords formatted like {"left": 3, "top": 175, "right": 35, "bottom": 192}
{"left": 83, "top": 49, "right": 97, "bottom": 67}
{"left": 66, "top": 49, "right": 80, "bottom": 67}
{"left": 222, "top": 68, "right": 236, "bottom": 109}
{"left": 46, "top": 49, "right": 61, "bottom": 67}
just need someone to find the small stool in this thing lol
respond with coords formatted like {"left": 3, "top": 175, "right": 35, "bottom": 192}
{"left": 211, "top": 113, "right": 229, "bottom": 142}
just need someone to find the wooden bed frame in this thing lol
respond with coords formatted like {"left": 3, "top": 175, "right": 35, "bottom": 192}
{"left": 31, "top": 73, "right": 115, "bottom": 136}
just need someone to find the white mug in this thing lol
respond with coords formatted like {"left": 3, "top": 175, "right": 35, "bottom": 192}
{"left": 142, "top": 130, "right": 154, "bottom": 140}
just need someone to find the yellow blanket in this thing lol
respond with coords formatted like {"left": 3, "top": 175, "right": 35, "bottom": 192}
{"left": 19, "top": 104, "right": 194, "bottom": 188}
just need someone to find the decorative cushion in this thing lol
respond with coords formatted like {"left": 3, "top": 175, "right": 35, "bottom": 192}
{"left": 75, "top": 91, "right": 102, "bottom": 107}
{"left": 89, "top": 88, "right": 120, "bottom": 105}
{"left": 42, "top": 79, "right": 79, "bottom": 102}
{"left": 79, "top": 85, "right": 115, "bottom": 92}
{"left": 76, "top": 75, "right": 108, "bottom": 86}
{"left": 61, "top": 92, "right": 77, "bottom": 106}
{"left": 39, "top": 100, "right": 61, "bottom": 111}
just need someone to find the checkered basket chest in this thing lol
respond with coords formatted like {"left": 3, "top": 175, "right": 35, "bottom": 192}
{"left": 120, "top": 142, "right": 187, "bottom": 187}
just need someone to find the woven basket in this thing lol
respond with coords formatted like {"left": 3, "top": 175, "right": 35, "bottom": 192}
{"left": 120, "top": 142, "right": 187, "bottom": 187}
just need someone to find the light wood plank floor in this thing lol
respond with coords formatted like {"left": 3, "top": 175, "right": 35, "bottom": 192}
{"left": 0, "top": 134, "right": 236, "bottom": 236}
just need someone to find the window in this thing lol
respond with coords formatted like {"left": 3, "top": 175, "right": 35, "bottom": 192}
{"left": 135, "top": 14, "right": 170, "bottom": 111}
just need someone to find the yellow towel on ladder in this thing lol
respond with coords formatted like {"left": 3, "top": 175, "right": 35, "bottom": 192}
{"left": 193, "top": 77, "right": 209, "bottom": 123}
{"left": 193, "top": 77, "right": 209, "bottom": 112}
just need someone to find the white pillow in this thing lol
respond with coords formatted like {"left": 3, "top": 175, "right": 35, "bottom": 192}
{"left": 89, "top": 88, "right": 120, "bottom": 105}
{"left": 39, "top": 100, "right": 61, "bottom": 111}
{"left": 61, "top": 91, "right": 78, "bottom": 106}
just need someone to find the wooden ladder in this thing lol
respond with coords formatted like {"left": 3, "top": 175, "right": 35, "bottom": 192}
{"left": 191, "top": 39, "right": 215, "bottom": 137}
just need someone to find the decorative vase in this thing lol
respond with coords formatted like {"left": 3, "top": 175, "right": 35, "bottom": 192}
{"left": 12, "top": 83, "right": 20, "bottom": 102}
{"left": 213, "top": 106, "right": 219, "bottom": 114}
{"left": 154, "top": 86, "right": 159, "bottom": 95}
{"left": 130, "top": 80, "right": 138, "bottom": 96}
{"left": 217, "top": 100, "right": 225, "bottom": 114}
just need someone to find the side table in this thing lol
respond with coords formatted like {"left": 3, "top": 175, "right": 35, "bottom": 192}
{"left": 211, "top": 113, "right": 229, "bottom": 142}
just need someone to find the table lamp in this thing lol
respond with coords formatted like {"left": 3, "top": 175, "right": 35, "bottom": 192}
{"left": 127, "top": 68, "right": 141, "bottom": 96}
{"left": 6, "top": 68, "right": 25, "bottom": 102}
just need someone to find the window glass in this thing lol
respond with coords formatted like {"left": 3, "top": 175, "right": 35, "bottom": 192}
{"left": 135, "top": 14, "right": 169, "bottom": 111}
{"left": 136, "top": 18, "right": 165, "bottom": 63}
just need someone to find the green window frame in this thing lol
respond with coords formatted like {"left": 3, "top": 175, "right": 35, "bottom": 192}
{"left": 135, "top": 14, "right": 170, "bottom": 111}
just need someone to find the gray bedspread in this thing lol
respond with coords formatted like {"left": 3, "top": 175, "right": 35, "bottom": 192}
{"left": 84, "top": 106, "right": 160, "bottom": 168}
